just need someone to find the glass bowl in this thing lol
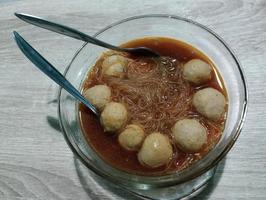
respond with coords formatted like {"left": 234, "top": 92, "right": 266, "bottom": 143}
{"left": 58, "top": 14, "right": 247, "bottom": 195}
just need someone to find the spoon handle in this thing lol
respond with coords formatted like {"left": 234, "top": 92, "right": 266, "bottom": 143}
{"left": 14, "top": 12, "right": 126, "bottom": 53}
{"left": 13, "top": 31, "right": 98, "bottom": 116}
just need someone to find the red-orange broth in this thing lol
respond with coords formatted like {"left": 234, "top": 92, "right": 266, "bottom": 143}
{"left": 79, "top": 37, "right": 227, "bottom": 175}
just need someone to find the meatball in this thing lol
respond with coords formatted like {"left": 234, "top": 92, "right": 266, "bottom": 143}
{"left": 102, "top": 55, "right": 127, "bottom": 77}
{"left": 104, "top": 63, "right": 124, "bottom": 77}
{"left": 183, "top": 59, "right": 212, "bottom": 84}
{"left": 118, "top": 124, "right": 145, "bottom": 151}
{"left": 102, "top": 55, "right": 127, "bottom": 70}
{"left": 138, "top": 132, "right": 173, "bottom": 168}
{"left": 172, "top": 119, "right": 207, "bottom": 153}
{"left": 193, "top": 88, "right": 226, "bottom": 120}
{"left": 100, "top": 102, "right": 128, "bottom": 132}
{"left": 84, "top": 85, "right": 111, "bottom": 110}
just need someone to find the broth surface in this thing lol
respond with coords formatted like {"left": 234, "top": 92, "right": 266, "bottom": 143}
{"left": 79, "top": 37, "right": 227, "bottom": 175}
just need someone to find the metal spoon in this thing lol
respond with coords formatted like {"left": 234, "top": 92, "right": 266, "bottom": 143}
{"left": 14, "top": 12, "right": 160, "bottom": 57}
{"left": 13, "top": 31, "right": 99, "bottom": 116}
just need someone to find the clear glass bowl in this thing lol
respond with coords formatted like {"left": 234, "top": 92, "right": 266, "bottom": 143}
{"left": 58, "top": 15, "right": 247, "bottom": 191}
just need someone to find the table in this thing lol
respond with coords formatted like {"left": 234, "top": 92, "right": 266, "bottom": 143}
{"left": 1, "top": 0, "right": 265, "bottom": 199}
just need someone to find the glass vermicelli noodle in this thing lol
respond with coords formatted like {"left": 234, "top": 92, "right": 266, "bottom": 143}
{"left": 86, "top": 55, "right": 194, "bottom": 135}
{"left": 80, "top": 37, "right": 227, "bottom": 175}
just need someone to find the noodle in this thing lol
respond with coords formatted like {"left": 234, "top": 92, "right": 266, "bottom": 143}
{"left": 87, "top": 53, "right": 194, "bottom": 136}
{"left": 81, "top": 48, "right": 226, "bottom": 174}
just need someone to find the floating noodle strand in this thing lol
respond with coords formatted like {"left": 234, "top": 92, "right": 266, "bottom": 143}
{"left": 86, "top": 53, "right": 194, "bottom": 136}
{"left": 83, "top": 51, "right": 226, "bottom": 173}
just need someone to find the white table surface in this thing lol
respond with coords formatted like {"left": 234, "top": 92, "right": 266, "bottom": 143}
{"left": 0, "top": 0, "right": 265, "bottom": 199}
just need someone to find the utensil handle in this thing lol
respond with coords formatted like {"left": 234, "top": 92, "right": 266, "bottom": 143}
{"left": 13, "top": 31, "right": 98, "bottom": 116}
{"left": 15, "top": 12, "right": 125, "bottom": 52}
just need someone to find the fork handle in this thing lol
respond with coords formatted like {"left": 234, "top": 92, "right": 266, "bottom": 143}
{"left": 13, "top": 31, "right": 98, "bottom": 116}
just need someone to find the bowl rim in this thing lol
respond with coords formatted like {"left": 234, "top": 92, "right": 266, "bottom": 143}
{"left": 58, "top": 14, "right": 248, "bottom": 187}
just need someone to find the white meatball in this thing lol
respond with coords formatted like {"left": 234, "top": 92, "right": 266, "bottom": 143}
{"left": 183, "top": 59, "right": 212, "bottom": 84}
{"left": 193, "top": 88, "right": 226, "bottom": 120}
{"left": 102, "top": 55, "right": 127, "bottom": 77}
{"left": 103, "top": 63, "right": 124, "bottom": 77}
{"left": 118, "top": 124, "right": 145, "bottom": 151}
{"left": 172, "top": 119, "right": 207, "bottom": 153}
{"left": 138, "top": 132, "right": 173, "bottom": 168}
{"left": 84, "top": 85, "right": 111, "bottom": 110}
{"left": 100, "top": 102, "right": 128, "bottom": 132}
{"left": 102, "top": 55, "right": 127, "bottom": 70}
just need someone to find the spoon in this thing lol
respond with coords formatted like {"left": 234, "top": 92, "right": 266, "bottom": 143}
{"left": 13, "top": 31, "right": 99, "bottom": 116}
{"left": 14, "top": 12, "right": 160, "bottom": 57}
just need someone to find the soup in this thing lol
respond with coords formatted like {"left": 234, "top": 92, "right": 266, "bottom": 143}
{"left": 79, "top": 37, "right": 227, "bottom": 175}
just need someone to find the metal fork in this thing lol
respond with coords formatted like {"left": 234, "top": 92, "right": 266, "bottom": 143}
{"left": 13, "top": 31, "right": 99, "bottom": 116}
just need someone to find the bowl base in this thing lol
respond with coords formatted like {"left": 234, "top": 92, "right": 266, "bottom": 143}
{"left": 75, "top": 157, "right": 217, "bottom": 200}
{"left": 123, "top": 166, "right": 217, "bottom": 200}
